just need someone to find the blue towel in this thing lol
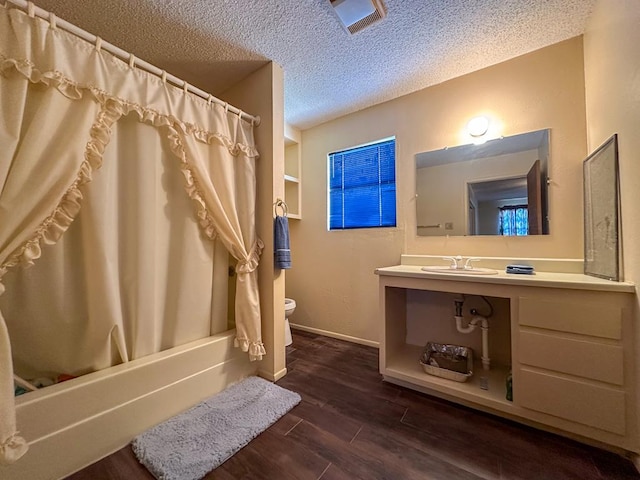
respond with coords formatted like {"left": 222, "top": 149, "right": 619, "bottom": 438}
{"left": 274, "top": 215, "right": 291, "bottom": 269}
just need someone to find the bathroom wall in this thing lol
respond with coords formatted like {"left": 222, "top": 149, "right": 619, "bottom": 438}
{"left": 288, "top": 37, "right": 587, "bottom": 344}
{"left": 583, "top": 0, "right": 640, "bottom": 454}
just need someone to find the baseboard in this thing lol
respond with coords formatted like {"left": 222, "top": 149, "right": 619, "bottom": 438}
{"left": 289, "top": 323, "right": 379, "bottom": 348}
{"left": 259, "top": 367, "right": 288, "bottom": 382}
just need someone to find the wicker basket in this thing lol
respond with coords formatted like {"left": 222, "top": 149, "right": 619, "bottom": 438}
{"left": 419, "top": 342, "right": 474, "bottom": 382}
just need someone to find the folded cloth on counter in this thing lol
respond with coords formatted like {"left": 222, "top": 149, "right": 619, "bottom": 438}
{"left": 274, "top": 215, "right": 291, "bottom": 269}
{"left": 505, "top": 264, "right": 535, "bottom": 274}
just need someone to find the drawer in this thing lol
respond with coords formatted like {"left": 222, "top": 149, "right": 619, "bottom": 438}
{"left": 518, "top": 297, "right": 621, "bottom": 339}
{"left": 519, "top": 330, "right": 623, "bottom": 385}
{"left": 518, "top": 368, "right": 625, "bottom": 435}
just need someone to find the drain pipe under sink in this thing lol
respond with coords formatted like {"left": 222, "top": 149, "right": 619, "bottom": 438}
{"left": 454, "top": 299, "right": 490, "bottom": 370}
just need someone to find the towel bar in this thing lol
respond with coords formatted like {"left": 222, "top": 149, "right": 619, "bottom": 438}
{"left": 273, "top": 198, "right": 288, "bottom": 217}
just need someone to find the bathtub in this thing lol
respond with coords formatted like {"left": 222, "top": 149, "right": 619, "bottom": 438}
{"left": 2, "top": 329, "right": 256, "bottom": 480}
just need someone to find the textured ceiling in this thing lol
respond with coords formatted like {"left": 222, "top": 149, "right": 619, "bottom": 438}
{"left": 32, "top": 0, "right": 596, "bottom": 130}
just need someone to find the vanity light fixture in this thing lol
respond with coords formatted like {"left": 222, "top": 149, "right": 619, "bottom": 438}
{"left": 467, "top": 116, "right": 490, "bottom": 140}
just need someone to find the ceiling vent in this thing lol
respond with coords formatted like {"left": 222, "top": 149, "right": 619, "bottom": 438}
{"left": 329, "top": 0, "right": 386, "bottom": 34}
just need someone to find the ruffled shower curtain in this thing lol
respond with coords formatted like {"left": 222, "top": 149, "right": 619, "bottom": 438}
{"left": 1, "top": 114, "right": 229, "bottom": 377}
{"left": 0, "top": 4, "right": 264, "bottom": 463}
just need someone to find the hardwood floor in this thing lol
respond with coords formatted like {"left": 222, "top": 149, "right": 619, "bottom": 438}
{"left": 67, "top": 329, "right": 640, "bottom": 480}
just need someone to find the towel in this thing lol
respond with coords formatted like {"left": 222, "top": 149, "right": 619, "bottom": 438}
{"left": 274, "top": 215, "right": 291, "bottom": 269}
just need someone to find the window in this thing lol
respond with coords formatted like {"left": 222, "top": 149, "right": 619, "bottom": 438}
{"left": 499, "top": 205, "right": 528, "bottom": 236}
{"left": 328, "top": 138, "right": 396, "bottom": 230}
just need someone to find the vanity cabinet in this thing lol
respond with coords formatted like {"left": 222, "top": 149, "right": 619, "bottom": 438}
{"left": 376, "top": 263, "right": 637, "bottom": 452}
{"left": 516, "top": 294, "right": 628, "bottom": 436}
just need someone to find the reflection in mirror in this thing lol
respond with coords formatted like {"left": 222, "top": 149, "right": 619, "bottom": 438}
{"left": 416, "top": 129, "right": 550, "bottom": 236}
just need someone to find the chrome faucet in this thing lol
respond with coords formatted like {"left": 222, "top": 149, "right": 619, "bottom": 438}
{"left": 442, "top": 256, "right": 481, "bottom": 270}
{"left": 442, "top": 255, "right": 463, "bottom": 269}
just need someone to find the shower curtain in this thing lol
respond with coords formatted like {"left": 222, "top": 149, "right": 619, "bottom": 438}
{"left": 0, "top": 4, "right": 264, "bottom": 463}
{"left": 1, "top": 115, "right": 228, "bottom": 377}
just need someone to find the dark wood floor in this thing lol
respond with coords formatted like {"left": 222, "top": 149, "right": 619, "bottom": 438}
{"left": 67, "top": 329, "right": 640, "bottom": 480}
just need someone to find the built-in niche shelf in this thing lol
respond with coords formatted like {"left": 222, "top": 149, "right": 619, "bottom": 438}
{"left": 284, "top": 124, "right": 301, "bottom": 219}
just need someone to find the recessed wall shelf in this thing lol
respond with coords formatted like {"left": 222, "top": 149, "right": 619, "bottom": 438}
{"left": 285, "top": 123, "right": 301, "bottom": 219}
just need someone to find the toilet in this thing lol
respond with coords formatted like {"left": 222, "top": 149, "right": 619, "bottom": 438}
{"left": 284, "top": 298, "right": 296, "bottom": 346}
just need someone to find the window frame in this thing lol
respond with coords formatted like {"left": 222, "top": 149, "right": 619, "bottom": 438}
{"left": 327, "top": 136, "right": 397, "bottom": 231}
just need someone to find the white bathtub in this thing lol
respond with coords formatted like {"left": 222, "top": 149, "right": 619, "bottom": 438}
{"left": 2, "top": 329, "right": 256, "bottom": 480}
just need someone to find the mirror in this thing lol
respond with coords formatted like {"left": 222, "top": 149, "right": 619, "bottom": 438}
{"left": 415, "top": 129, "right": 550, "bottom": 236}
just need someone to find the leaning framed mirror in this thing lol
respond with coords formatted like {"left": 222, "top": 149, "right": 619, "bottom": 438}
{"left": 583, "top": 134, "right": 620, "bottom": 281}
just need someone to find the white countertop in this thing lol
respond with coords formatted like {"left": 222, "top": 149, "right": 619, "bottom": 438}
{"left": 375, "top": 264, "right": 636, "bottom": 293}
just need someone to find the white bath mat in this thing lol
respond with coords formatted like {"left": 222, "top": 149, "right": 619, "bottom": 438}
{"left": 131, "top": 376, "right": 301, "bottom": 480}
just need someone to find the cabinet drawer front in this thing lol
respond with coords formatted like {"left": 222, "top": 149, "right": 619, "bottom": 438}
{"left": 518, "top": 297, "right": 621, "bottom": 339}
{"left": 519, "top": 331, "right": 623, "bottom": 385}
{"left": 519, "top": 369, "right": 625, "bottom": 435}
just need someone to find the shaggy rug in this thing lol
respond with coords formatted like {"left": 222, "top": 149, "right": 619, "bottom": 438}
{"left": 131, "top": 376, "right": 301, "bottom": 480}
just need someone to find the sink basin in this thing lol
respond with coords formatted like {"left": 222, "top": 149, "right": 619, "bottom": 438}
{"left": 421, "top": 266, "right": 498, "bottom": 275}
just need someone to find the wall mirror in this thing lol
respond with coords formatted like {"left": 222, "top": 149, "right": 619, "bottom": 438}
{"left": 415, "top": 129, "right": 550, "bottom": 236}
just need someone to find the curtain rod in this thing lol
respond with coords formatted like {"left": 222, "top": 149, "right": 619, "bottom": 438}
{"left": 4, "top": 0, "right": 261, "bottom": 126}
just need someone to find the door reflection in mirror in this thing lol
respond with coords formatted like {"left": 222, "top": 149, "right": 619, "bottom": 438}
{"left": 416, "top": 129, "right": 549, "bottom": 236}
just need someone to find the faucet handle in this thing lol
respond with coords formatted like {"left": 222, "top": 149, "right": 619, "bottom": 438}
{"left": 464, "top": 257, "right": 481, "bottom": 269}
{"left": 442, "top": 256, "right": 459, "bottom": 269}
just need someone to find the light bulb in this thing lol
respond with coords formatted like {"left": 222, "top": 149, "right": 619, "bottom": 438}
{"left": 467, "top": 116, "right": 490, "bottom": 138}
